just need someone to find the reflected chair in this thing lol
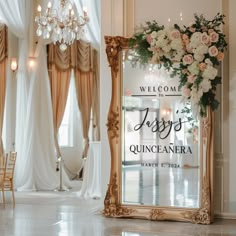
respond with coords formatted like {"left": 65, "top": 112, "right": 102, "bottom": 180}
{"left": 0, "top": 152, "right": 17, "bottom": 207}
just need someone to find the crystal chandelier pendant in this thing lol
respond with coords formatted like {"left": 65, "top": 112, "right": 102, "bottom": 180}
{"left": 35, "top": 0, "right": 89, "bottom": 51}
{"left": 59, "top": 43, "right": 67, "bottom": 51}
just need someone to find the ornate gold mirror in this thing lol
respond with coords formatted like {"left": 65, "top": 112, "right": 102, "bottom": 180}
{"left": 104, "top": 36, "right": 214, "bottom": 224}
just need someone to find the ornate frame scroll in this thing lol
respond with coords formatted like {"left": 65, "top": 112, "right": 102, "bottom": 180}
{"left": 104, "top": 36, "right": 214, "bottom": 224}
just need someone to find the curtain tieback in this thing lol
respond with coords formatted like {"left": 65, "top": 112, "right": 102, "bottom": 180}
{"left": 82, "top": 138, "right": 89, "bottom": 159}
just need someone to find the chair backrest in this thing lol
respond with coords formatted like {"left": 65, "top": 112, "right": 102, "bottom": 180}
{"left": 5, "top": 152, "right": 17, "bottom": 180}
{"left": 0, "top": 155, "right": 7, "bottom": 183}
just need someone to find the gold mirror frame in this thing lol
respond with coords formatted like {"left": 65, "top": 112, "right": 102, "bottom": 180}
{"left": 104, "top": 36, "right": 214, "bottom": 225}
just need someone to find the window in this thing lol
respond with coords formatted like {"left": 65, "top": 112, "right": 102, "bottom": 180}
{"left": 58, "top": 72, "right": 77, "bottom": 147}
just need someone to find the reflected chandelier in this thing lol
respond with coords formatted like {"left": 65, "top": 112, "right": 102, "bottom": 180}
{"left": 35, "top": 0, "right": 89, "bottom": 51}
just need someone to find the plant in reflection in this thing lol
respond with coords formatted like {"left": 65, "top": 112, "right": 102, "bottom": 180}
{"left": 129, "top": 13, "right": 227, "bottom": 117}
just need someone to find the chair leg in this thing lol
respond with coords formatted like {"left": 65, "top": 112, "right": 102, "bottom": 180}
{"left": 12, "top": 189, "right": 15, "bottom": 207}
{"left": 2, "top": 189, "right": 5, "bottom": 207}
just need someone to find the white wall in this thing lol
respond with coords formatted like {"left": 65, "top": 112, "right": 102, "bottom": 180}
{"left": 135, "top": 0, "right": 221, "bottom": 27}
{"left": 100, "top": 0, "right": 125, "bottom": 195}
{"left": 229, "top": 0, "right": 236, "bottom": 213}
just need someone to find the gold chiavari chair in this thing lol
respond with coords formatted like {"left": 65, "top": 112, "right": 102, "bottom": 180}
{"left": 0, "top": 152, "right": 17, "bottom": 207}
{"left": 0, "top": 154, "right": 7, "bottom": 206}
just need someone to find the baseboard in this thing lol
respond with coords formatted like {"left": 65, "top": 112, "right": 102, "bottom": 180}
{"left": 214, "top": 212, "right": 236, "bottom": 219}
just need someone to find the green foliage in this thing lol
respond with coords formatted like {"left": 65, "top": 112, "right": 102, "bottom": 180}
{"left": 127, "top": 13, "right": 227, "bottom": 118}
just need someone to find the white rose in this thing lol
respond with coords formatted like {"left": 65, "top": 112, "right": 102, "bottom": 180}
{"left": 156, "top": 38, "right": 168, "bottom": 48}
{"left": 188, "top": 61, "right": 200, "bottom": 75}
{"left": 174, "top": 50, "right": 185, "bottom": 61}
{"left": 151, "top": 31, "right": 158, "bottom": 38}
{"left": 157, "top": 30, "right": 166, "bottom": 37}
{"left": 191, "top": 85, "right": 203, "bottom": 104}
{"left": 162, "top": 45, "right": 171, "bottom": 53}
{"left": 194, "top": 44, "right": 208, "bottom": 55}
{"left": 194, "top": 53, "right": 205, "bottom": 62}
{"left": 202, "top": 65, "right": 218, "bottom": 80}
{"left": 205, "top": 58, "right": 213, "bottom": 66}
{"left": 170, "top": 39, "right": 183, "bottom": 50}
{"left": 200, "top": 78, "right": 212, "bottom": 92}
{"left": 190, "top": 32, "right": 202, "bottom": 48}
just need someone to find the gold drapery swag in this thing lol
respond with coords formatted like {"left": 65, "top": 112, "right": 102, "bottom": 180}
{"left": 0, "top": 25, "right": 8, "bottom": 157}
{"left": 48, "top": 40, "right": 100, "bottom": 159}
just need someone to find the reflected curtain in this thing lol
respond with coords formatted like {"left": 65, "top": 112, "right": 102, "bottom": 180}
{"left": 0, "top": 25, "right": 7, "bottom": 157}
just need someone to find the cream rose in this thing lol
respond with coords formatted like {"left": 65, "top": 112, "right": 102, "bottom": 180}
{"left": 194, "top": 53, "right": 204, "bottom": 62}
{"left": 151, "top": 31, "right": 158, "bottom": 38}
{"left": 194, "top": 44, "right": 208, "bottom": 55}
{"left": 200, "top": 79, "right": 212, "bottom": 93}
{"left": 188, "top": 61, "right": 200, "bottom": 75}
{"left": 202, "top": 65, "right": 218, "bottom": 80}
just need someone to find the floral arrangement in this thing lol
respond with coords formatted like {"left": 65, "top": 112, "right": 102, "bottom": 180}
{"left": 129, "top": 13, "right": 227, "bottom": 117}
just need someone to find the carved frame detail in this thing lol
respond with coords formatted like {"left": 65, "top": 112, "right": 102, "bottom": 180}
{"left": 104, "top": 36, "right": 214, "bottom": 225}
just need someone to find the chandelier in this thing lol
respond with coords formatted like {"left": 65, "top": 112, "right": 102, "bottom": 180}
{"left": 35, "top": 0, "right": 89, "bottom": 51}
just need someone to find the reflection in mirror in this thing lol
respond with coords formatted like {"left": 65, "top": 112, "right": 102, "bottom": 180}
{"left": 122, "top": 233, "right": 184, "bottom": 236}
{"left": 122, "top": 51, "right": 200, "bottom": 208}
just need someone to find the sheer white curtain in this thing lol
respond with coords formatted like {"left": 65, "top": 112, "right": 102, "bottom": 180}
{"left": 0, "top": 0, "right": 32, "bottom": 188}
{"left": 0, "top": 0, "right": 71, "bottom": 190}
{"left": 17, "top": 43, "right": 71, "bottom": 190}
{"left": 0, "top": 0, "right": 100, "bottom": 190}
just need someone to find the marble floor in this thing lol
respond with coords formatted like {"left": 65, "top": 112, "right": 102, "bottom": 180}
{"left": 0, "top": 186, "right": 236, "bottom": 236}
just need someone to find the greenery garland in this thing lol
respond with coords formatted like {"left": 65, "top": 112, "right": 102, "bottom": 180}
{"left": 129, "top": 13, "right": 227, "bottom": 117}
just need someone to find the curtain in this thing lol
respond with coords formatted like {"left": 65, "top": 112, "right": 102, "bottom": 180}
{"left": 48, "top": 63, "right": 71, "bottom": 158}
{"left": 74, "top": 71, "right": 93, "bottom": 158}
{"left": 92, "top": 50, "right": 100, "bottom": 141}
{"left": 0, "top": 0, "right": 33, "bottom": 189}
{"left": 0, "top": 25, "right": 7, "bottom": 157}
{"left": 48, "top": 40, "right": 99, "bottom": 158}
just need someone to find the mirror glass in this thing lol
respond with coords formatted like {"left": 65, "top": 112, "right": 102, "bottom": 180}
{"left": 121, "top": 50, "right": 200, "bottom": 208}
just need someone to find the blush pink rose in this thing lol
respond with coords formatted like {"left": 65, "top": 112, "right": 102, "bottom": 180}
{"left": 182, "top": 85, "right": 191, "bottom": 97}
{"left": 208, "top": 46, "right": 219, "bottom": 57}
{"left": 201, "top": 32, "right": 210, "bottom": 45}
{"left": 209, "top": 31, "right": 219, "bottom": 43}
{"left": 199, "top": 62, "right": 207, "bottom": 71}
{"left": 170, "top": 29, "right": 181, "bottom": 39}
{"left": 146, "top": 34, "right": 152, "bottom": 44}
{"left": 182, "top": 34, "right": 190, "bottom": 45}
{"left": 125, "top": 89, "right": 132, "bottom": 96}
{"left": 187, "top": 75, "right": 196, "bottom": 83}
{"left": 208, "top": 29, "right": 214, "bottom": 34}
{"left": 182, "top": 54, "right": 193, "bottom": 65}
